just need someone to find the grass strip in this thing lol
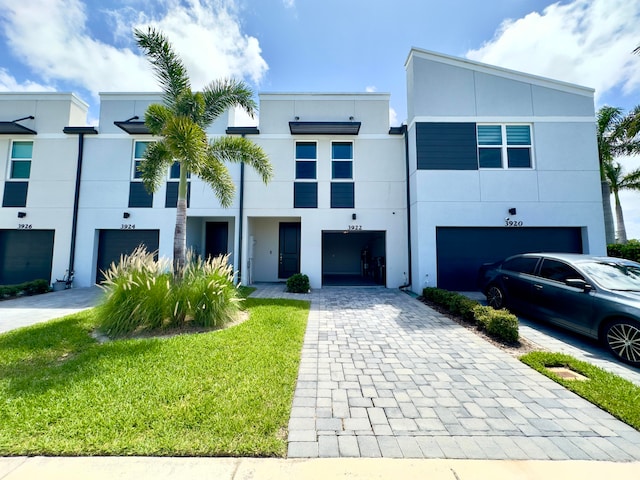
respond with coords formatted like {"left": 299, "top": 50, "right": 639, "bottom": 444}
{"left": 520, "top": 351, "right": 640, "bottom": 431}
{"left": 0, "top": 297, "right": 309, "bottom": 456}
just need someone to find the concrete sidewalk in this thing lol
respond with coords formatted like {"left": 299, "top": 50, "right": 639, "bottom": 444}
{"left": 1, "top": 457, "right": 639, "bottom": 480}
{"left": 0, "top": 287, "right": 102, "bottom": 334}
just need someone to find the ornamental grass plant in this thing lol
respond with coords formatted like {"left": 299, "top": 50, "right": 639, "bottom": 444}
{"left": 97, "top": 247, "right": 240, "bottom": 337}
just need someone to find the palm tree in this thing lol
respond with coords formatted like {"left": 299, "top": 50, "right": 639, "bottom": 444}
{"left": 602, "top": 160, "right": 640, "bottom": 243}
{"left": 597, "top": 105, "right": 640, "bottom": 244}
{"left": 597, "top": 106, "right": 626, "bottom": 244}
{"left": 134, "top": 27, "right": 272, "bottom": 277}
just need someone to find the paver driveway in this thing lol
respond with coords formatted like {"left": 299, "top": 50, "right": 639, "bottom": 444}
{"left": 253, "top": 285, "right": 640, "bottom": 460}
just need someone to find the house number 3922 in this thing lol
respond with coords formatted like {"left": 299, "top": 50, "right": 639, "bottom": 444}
{"left": 348, "top": 225, "right": 362, "bottom": 231}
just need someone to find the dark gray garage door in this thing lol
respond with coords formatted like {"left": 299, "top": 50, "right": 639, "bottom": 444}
{"left": 0, "top": 230, "right": 55, "bottom": 285}
{"left": 436, "top": 227, "right": 583, "bottom": 291}
{"left": 322, "top": 231, "right": 386, "bottom": 286}
{"left": 96, "top": 229, "right": 160, "bottom": 282}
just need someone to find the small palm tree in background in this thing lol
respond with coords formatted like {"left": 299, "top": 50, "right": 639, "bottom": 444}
{"left": 602, "top": 160, "right": 640, "bottom": 243}
{"left": 134, "top": 27, "right": 272, "bottom": 277}
{"left": 597, "top": 105, "right": 640, "bottom": 244}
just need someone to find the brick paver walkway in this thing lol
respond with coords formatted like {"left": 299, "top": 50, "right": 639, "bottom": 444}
{"left": 251, "top": 284, "right": 640, "bottom": 460}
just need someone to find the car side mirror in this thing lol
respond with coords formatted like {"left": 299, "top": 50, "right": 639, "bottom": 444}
{"left": 565, "top": 278, "right": 593, "bottom": 291}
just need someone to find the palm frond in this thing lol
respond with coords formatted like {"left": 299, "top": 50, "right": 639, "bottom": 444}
{"left": 201, "top": 78, "right": 258, "bottom": 126}
{"left": 208, "top": 136, "right": 273, "bottom": 183}
{"left": 192, "top": 155, "right": 236, "bottom": 208}
{"left": 162, "top": 116, "right": 208, "bottom": 172}
{"left": 134, "top": 27, "right": 191, "bottom": 108}
{"left": 140, "top": 141, "right": 174, "bottom": 193}
{"left": 144, "top": 103, "right": 171, "bottom": 135}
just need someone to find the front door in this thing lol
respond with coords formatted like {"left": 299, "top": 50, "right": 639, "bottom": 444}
{"left": 278, "top": 222, "right": 300, "bottom": 279}
{"left": 205, "top": 222, "right": 228, "bottom": 259}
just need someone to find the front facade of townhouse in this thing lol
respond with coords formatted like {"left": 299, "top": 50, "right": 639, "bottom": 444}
{"left": 0, "top": 48, "right": 605, "bottom": 294}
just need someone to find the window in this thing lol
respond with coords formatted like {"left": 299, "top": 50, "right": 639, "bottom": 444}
{"left": 169, "top": 161, "right": 190, "bottom": 179}
{"left": 9, "top": 141, "right": 32, "bottom": 179}
{"left": 478, "top": 125, "right": 532, "bottom": 169}
{"left": 129, "top": 141, "right": 153, "bottom": 207}
{"left": 295, "top": 142, "right": 316, "bottom": 180}
{"left": 3, "top": 141, "right": 32, "bottom": 207}
{"left": 332, "top": 142, "right": 352, "bottom": 179}
{"left": 132, "top": 141, "right": 151, "bottom": 179}
{"left": 539, "top": 259, "right": 583, "bottom": 283}
{"left": 502, "top": 256, "right": 539, "bottom": 275}
{"left": 294, "top": 142, "right": 317, "bottom": 207}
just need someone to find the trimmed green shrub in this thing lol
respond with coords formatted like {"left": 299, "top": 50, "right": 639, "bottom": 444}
{"left": 608, "top": 240, "right": 640, "bottom": 263}
{"left": 473, "top": 305, "right": 519, "bottom": 343}
{"left": 0, "top": 279, "right": 50, "bottom": 299}
{"left": 97, "top": 246, "right": 241, "bottom": 337}
{"left": 286, "top": 273, "right": 310, "bottom": 293}
{"left": 422, "top": 287, "right": 478, "bottom": 322}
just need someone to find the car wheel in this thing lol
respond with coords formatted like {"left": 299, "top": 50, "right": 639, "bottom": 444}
{"left": 486, "top": 285, "right": 506, "bottom": 309}
{"left": 605, "top": 319, "right": 640, "bottom": 366}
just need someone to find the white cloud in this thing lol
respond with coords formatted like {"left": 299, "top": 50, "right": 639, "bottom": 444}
{"left": 282, "top": 0, "right": 295, "bottom": 8}
{"left": 365, "top": 86, "right": 377, "bottom": 93}
{"left": 466, "top": 0, "right": 640, "bottom": 102}
{"left": 0, "top": 69, "right": 56, "bottom": 92}
{"left": 0, "top": 0, "right": 268, "bottom": 97}
{"left": 389, "top": 107, "right": 399, "bottom": 127}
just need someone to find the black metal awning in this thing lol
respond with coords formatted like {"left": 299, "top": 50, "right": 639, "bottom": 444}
{"left": 0, "top": 121, "right": 37, "bottom": 135}
{"left": 63, "top": 126, "right": 98, "bottom": 135}
{"left": 114, "top": 120, "right": 150, "bottom": 135}
{"left": 288, "top": 121, "right": 361, "bottom": 135}
{"left": 226, "top": 126, "right": 260, "bottom": 135}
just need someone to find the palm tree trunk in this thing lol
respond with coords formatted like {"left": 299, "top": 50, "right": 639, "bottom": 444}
{"left": 173, "top": 164, "right": 188, "bottom": 277}
{"left": 601, "top": 181, "right": 616, "bottom": 245}
{"left": 613, "top": 189, "right": 628, "bottom": 244}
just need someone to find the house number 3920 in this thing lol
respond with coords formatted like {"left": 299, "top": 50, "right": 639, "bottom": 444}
{"left": 505, "top": 218, "right": 523, "bottom": 227}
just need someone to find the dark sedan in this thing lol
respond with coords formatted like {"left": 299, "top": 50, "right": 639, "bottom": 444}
{"left": 478, "top": 253, "right": 640, "bottom": 367}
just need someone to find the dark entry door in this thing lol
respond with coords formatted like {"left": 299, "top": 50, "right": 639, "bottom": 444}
{"left": 278, "top": 222, "right": 300, "bottom": 279}
{"left": 205, "top": 222, "right": 228, "bottom": 259}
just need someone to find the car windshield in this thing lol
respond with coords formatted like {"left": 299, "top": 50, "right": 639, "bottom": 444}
{"left": 580, "top": 261, "right": 640, "bottom": 291}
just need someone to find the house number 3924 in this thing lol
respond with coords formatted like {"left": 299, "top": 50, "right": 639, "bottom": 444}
{"left": 121, "top": 224, "right": 136, "bottom": 230}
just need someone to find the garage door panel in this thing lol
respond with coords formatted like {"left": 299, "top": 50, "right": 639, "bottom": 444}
{"left": 96, "top": 230, "right": 159, "bottom": 283}
{"left": 0, "top": 230, "right": 55, "bottom": 285}
{"left": 436, "top": 227, "right": 582, "bottom": 291}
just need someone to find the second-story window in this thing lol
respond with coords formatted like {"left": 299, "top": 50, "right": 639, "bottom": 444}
{"left": 294, "top": 142, "right": 317, "bottom": 208}
{"left": 331, "top": 141, "right": 354, "bottom": 208}
{"left": 478, "top": 124, "right": 532, "bottom": 169}
{"left": 9, "top": 140, "right": 32, "bottom": 179}
{"left": 129, "top": 140, "right": 153, "bottom": 208}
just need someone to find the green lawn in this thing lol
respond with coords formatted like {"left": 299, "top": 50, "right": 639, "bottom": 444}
{"left": 521, "top": 352, "right": 640, "bottom": 431}
{"left": 0, "top": 297, "right": 309, "bottom": 456}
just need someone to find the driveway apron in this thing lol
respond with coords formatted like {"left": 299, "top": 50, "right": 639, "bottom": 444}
{"left": 252, "top": 286, "right": 640, "bottom": 460}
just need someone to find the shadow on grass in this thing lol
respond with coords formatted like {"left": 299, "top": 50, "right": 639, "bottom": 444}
{"left": 0, "top": 310, "right": 164, "bottom": 397}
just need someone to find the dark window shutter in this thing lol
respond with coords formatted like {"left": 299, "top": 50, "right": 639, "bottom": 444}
{"left": 331, "top": 182, "right": 354, "bottom": 208}
{"left": 128, "top": 182, "right": 153, "bottom": 208}
{"left": 165, "top": 182, "right": 191, "bottom": 208}
{"left": 2, "top": 182, "right": 28, "bottom": 207}
{"left": 294, "top": 182, "right": 317, "bottom": 208}
{"left": 416, "top": 122, "right": 478, "bottom": 170}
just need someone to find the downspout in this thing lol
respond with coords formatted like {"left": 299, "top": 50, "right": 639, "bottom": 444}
{"left": 238, "top": 159, "right": 245, "bottom": 285}
{"left": 63, "top": 126, "right": 98, "bottom": 285}
{"left": 400, "top": 124, "right": 412, "bottom": 290}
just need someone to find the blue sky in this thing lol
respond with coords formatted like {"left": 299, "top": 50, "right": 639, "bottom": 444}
{"left": 1, "top": 0, "right": 640, "bottom": 234}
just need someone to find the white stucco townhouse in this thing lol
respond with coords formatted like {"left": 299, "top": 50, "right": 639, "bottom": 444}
{"left": 0, "top": 48, "right": 605, "bottom": 294}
